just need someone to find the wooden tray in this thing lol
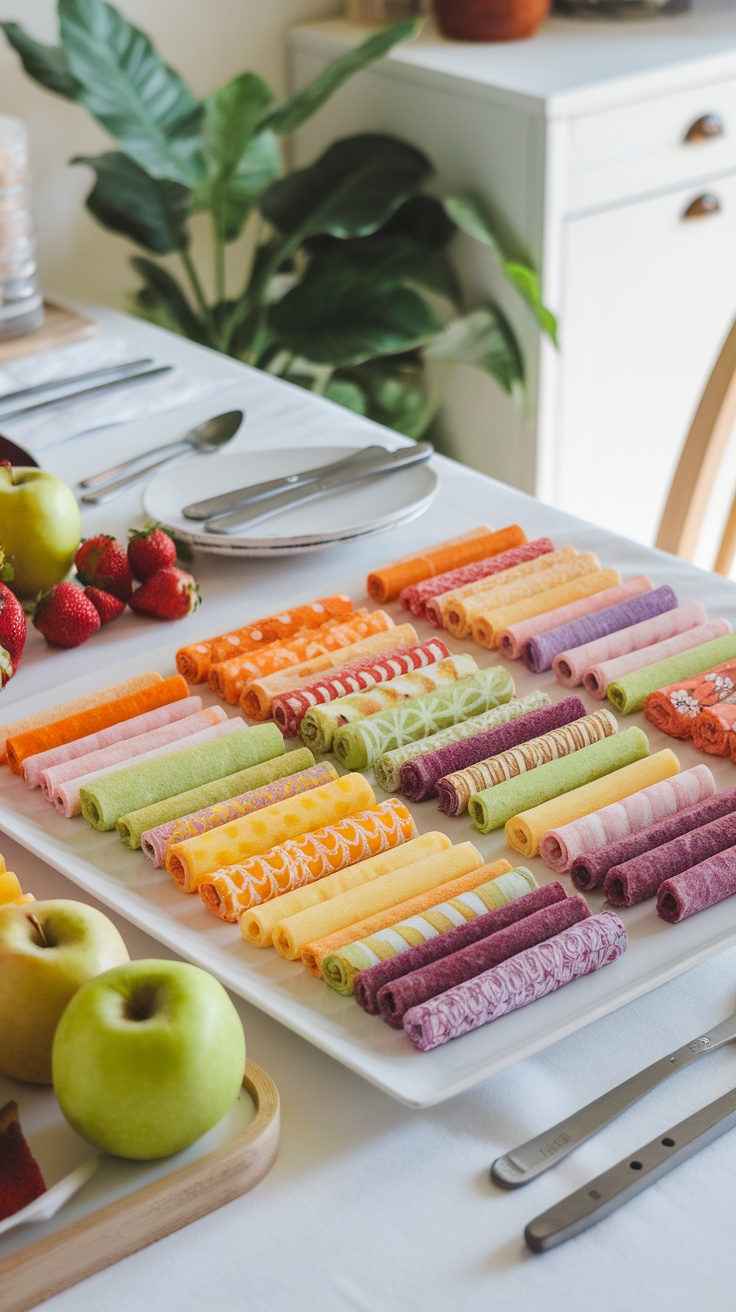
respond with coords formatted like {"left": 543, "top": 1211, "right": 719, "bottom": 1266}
{"left": 1, "top": 1059, "right": 280, "bottom": 1312}
{"left": 0, "top": 302, "right": 97, "bottom": 365}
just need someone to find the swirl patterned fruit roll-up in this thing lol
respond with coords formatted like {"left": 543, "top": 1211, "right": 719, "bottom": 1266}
{"left": 199, "top": 798, "right": 416, "bottom": 922}
{"left": 0, "top": 671, "right": 164, "bottom": 766}
{"left": 366, "top": 526, "right": 501, "bottom": 603}
{"left": 401, "top": 533, "right": 548, "bottom": 618}
{"left": 166, "top": 772, "right": 375, "bottom": 893}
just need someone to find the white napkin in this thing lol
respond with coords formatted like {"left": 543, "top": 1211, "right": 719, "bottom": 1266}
{"left": 0, "top": 335, "right": 217, "bottom": 452}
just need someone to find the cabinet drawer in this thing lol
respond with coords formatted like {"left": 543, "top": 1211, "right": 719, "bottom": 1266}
{"left": 567, "top": 77, "right": 736, "bottom": 213}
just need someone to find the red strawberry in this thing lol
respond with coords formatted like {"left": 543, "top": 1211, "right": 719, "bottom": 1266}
{"left": 129, "top": 567, "right": 201, "bottom": 621}
{"left": 33, "top": 583, "right": 101, "bottom": 648}
{"left": 75, "top": 535, "right": 133, "bottom": 601}
{"left": 84, "top": 586, "right": 126, "bottom": 624}
{"left": 0, "top": 1101, "right": 46, "bottom": 1222}
{"left": 0, "top": 555, "right": 26, "bottom": 688}
{"left": 127, "top": 522, "right": 177, "bottom": 581}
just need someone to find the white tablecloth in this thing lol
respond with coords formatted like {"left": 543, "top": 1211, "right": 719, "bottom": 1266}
{"left": 5, "top": 307, "right": 736, "bottom": 1312}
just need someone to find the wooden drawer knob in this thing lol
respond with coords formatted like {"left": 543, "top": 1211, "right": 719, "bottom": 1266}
{"left": 684, "top": 114, "right": 724, "bottom": 143}
{"left": 682, "top": 194, "right": 721, "bottom": 219}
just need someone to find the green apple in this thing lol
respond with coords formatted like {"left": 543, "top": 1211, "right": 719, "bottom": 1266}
{"left": 0, "top": 899, "right": 130, "bottom": 1084}
{"left": 0, "top": 465, "right": 82, "bottom": 599}
{"left": 52, "top": 959, "right": 246, "bottom": 1159}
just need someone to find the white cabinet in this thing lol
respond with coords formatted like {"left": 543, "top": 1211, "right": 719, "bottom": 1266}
{"left": 289, "top": 8, "right": 736, "bottom": 556}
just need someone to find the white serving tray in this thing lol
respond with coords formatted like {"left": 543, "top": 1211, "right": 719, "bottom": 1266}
{"left": 2, "top": 594, "right": 736, "bottom": 1108}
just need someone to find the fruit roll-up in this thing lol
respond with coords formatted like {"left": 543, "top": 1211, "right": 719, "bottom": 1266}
{"left": 424, "top": 542, "right": 563, "bottom": 630}
{"left": 47, "top": 709, "right": 232, "bottom": 818}
{"left": 441, "top": 548, "right": 584, "bottom": 639}
{"left": 657, "top": 847, "right": 736, "bottom": 923}
{"left": 402, "top": 533, "right": 547, "bottom": 618}
{"left": 398, "top": 696, "right": 581, "bottom": 805}
{"left": 354, "top": 879, "right": 562, "bottom": 1014}
{"left": 379, "top": 894, "right": 591, "bottom": 1029}
{"left": 241, "top": 833, "right": 452, "bottom": 948}
{"left": 166, "top": 772, "right": 374, "bottom": 892}
{"left": 563, "top": 597, "right": 704, "bottom": 688}
{"left": 532, "top": 587, "right": 681, "bottom": 681}
{"left": 176, "top": 594, "right": 355, "bottom": 683}
{"left": 504, "top": 750, "right": 679, "bottom": 859}
{"left": 141, "top": 761, "right": 337, "bottom": 867}
{"left": 471, "top": 569, "right": 626, "bottom": 651}
{"left": 691, "top": 704, "right": 736, "bottom": 756}
{"left": 4, "top": 674, "right": 185, "bottom": 775}
{"left": 302, "top": 859, "right": 514, "bottom": 980}
{"left": 436, "top": 706, "right": 613, "bottom": 818}
{"left": 79, "top": 722, "right": 284, "bottom": 832}
{"left": 208, "top": 610, "right": 396, "bottom": 705}
{"left": 604, "top": 809, "right": 736, "bottom": 908}
{"left": 199, "top": 798, "right": 416, "bottom": 922}
{"left": 467, "top": 726, "right": 650, "bottom": 836}
{"left": 333, "top": 666, "right": 515, "bottom": 773}
{"left": 239, "top": 623, "right": 417, "bottom": 721}
{"left": 541, "top": 764, "right": 716, "bottom": 878}
{"left": 366, "top": 525, "right": 500, "bottom": 604}
{"left": 497, "top": 578, "right": 653, "bottom": 662}
{"left": 271, "top": 637, "right": 450, "bottom": 737}
{"left": 605, "top": 636, "right": 736, "bottom": 718}
{"left": 583, "top": 620, "right": 731, "bottom": 700}
{"left": 373, "top": 691, "right": 546, "bottom": 793}
{"left": 272, "top": 842, "right": 484, "bottom": 961}
{"left": 117, "top": 748, "right": 315, "bottom": 849}
{"left": 300, "top": 653, "right": 478, "bottom": 755}
{"left": 403, "top": 910, "right": 628, "bottom": 1052}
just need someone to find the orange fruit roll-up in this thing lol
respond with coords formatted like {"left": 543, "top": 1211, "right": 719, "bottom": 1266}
{"left": 0, "top": 672, "right": 163, "bottom": 766}
{"left": 366, "top": 526, "right": 521, "bottom": 604}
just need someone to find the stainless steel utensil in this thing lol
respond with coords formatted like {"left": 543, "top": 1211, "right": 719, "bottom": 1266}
{"left": 204, "top": 442, "right": 434, "bottom": 534}
{"left": 0, "top": 364, "right": 172, "bottom": 422}
{"left": 492, "top": 1007, "right": 736, "bottom": 1189}
{"left": 80, "top": 410, "right": 244, "bottom": 505}
{"left": 0, "top": 357, "right": 153, "bottom": 407}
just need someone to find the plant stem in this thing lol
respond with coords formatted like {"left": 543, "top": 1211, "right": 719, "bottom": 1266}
{"left": 180, "top": 249, "right": 219, "bottom": 346}
{"left": 213, "top": 219, "right": 226, "bottom": 304}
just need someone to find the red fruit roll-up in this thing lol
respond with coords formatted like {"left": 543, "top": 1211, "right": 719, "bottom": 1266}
{"left": 657, "top": 845, "right": 736, "bottom": 923}
{"left": 402, "top": 535, "right": 548, "bottom": 621}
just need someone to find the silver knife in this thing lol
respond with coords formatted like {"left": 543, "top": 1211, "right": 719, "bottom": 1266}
{"left": 525, "top": 1083, "right": 736, "bottom": 1251}
{"left": 204, "top": 442, "right": 434, "bottom": 534}
{"left": 491, "top": 1007, "right": 736, "bottom": 1189}
{"left": 0, "top": 358, "right": 153, "bottom": 406}
{"left": 0, "top": 365, "right": 172, "bottom": 421}
{"left": 182, "top": 444, "right": 395, "bottom": 520}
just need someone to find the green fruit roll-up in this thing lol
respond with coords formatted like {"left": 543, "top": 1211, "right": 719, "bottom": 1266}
{"left": 332, "top": 666, "right": 515, "bottom": 772}
{"left": 606, "top": 633, "right": 736, "bottom": 715}
{"left": 115, "top": 747, "right": 315, "bottom": 848}
{"left": 80, "top": 723, "right": 284, "bottom": 832}
{"left": 467, "top": 726, "right": 650, "bottom": 835}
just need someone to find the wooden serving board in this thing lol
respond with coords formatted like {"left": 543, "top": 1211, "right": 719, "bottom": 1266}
{"left": 1, "top": 1059, "right": 280, "bottom": 1312}
{"left": 0, "top": 302, "right": 97, "bottom": 365}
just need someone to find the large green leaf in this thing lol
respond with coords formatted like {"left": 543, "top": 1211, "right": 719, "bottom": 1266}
{"left": 425, "top": 308, "right": 524, "bottom": 401}
{"left": 1, "top": 22, "right": 80, "bottom": 99}
{"left": 260, "top": 134, "right": 431, "bottom": 242}
{"left": 307, "top": 235, "right": 461, "bottom": 303}
{"left": 383, "top": 194, "right": 456, "bottom": 248}
{"left": 58, "top": 0, "right": 203, "bottom": 186}
{"left": 352, "top": 362, "right": 429, "bottom": 437}
{"left": 195, "top": 73, "right": 280, "bottom": 241}
{"left": 259, "top": 20, "right": 420, "bottom": 136}
{"left": 74, "top": 152, "right": 190, "bottom": 252}
{"left": 268, "top": 266, "right": 441, "bottom": 367}
{"left": 503, "top": 261, "right": 558, "bottom": 345}
{"left": 131, "top": 256, "right": 204, "bottom": 340}
{"left": 323, "top": 379, "right": 368, "bottom": 417}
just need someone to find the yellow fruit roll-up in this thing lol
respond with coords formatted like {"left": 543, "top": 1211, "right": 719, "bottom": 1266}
{"left": 199, "top": 798, "right": 416, "bottom": 922}
{"left": 471, "top": 569, "right": 623, "bottom": 651}
{"left": 446, "top": 553, "right": 599, "bottom": 640}
{"left": 438, "top": 546, "right": 576, "bottom": 632}
{"left": 166, "top": 772, "right": 375, "bottom": 893}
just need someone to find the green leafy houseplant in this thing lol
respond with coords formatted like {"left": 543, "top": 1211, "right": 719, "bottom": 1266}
{"left": 3, "top": 0, "right": 556, "bottom": 438}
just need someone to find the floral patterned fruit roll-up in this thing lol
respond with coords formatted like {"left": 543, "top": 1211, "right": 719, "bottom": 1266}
{"left": 437, "top": 708, "right": 617, "bottom": 818}
{"left": 333, "top": 666, "right": 515, "bottom": 773}
{"left": 657, "top": 847, "right": 736, "bottom": 923}
{"left": 166, "top": 773, "right": 375, "bottom": 893}
{"left": 199, "top": 798, "right": 416, "bottom": 922}
{"left": 175, "top": 595, "right": 355, "bottom": 683}
{"left": 529, "top": 587, "right": 680, "bottom": 679}
{"left": 582, "top": 620, "right": 731, "bottom": 700}
{"left": 606, "top": 636, "right": 736, "bottom": 718}
{"left": 471, "top": 569, "right": 623, "bottom": 651}
{"left": 373, "top": 691, "right": 546, "bottom": 793}
{"left": 603, "top": 810, "right": 736, "bottom": 908}
{"left": 467, "top": 726, "right": 650, "bottom": 836}
{"left": 353, "top": 880, "right": 564, "bottom": 1014}
{"left": 141, "top": 761, "right": 337, "bottom": 867}
{"left": 540, "top": 764, "right": 716, "bottom": 878}
{"left": 208, "top": 610, "right": 395, "bottom": 704}
{"left": 496, "top": 577, "right": 653, "bottom": 662}
{"left": 691, "top": 703, "right": 736, "bottom": 756}
{"left": 401, "top": 533, "right": 548, "bottom": 618}
{"left": 271, "top": 638, "right": 450, "bottom": 737}
{"left": 0, "top": 672, "right": 164, "bottom": 767}
{"left": 424, "top": 542, "right": 564, "bottom": 630}
{"left": 300, "top": 654, "right": 477, "bottom": 754}
{"left": 366, "top": 525, "right": 500, "bottom": 603}
{"left": 402, "top": 910, "right": 628, "bottom": 1052}
{"left": 441, "top": 548, "right": 587, "bottom": 638}
{"left": 398, "top": 696, "right": 586, "bottom": 805}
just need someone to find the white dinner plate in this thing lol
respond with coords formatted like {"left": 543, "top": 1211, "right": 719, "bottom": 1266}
{"left": 142, "top": 446, "right": 439, "bottom": 557}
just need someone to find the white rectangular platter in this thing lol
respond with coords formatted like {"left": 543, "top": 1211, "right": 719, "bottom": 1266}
{"left": 3, "top": 581, "right": 736, "bottom": 1108}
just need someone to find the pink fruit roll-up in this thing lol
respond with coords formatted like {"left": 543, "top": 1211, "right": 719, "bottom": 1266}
{"left": 270, "top": 638, "right": 450, "bottom": 737}
{"left": 21, "top": 696, "right": 204, "bottom": 789}
{"left": 553, "top": 600, "right": 707, "bottom": 691}
{"left": 48, "top": 716, "right": 245, "bottom": 818}
{"left": 581, "top": 619, "right": 731, "bottom": 699}
{"left": 657, "top": 845, "right": 736, "bottom": 923}
{"left": 495, "top": 577, "right": 653, "bottom": 661}
{"left": 402, "top": 910, "right": 628, "bottom": 1052}
{"left": 140, "top": 762, "right": 337, "bottom": 867}
{"left": 416, "top": 539, "right": 554, "bottom": 625}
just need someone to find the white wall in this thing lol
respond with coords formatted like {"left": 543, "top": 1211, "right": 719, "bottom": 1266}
{"left": 0, "top": 0, "right": 341, "bottom": 307}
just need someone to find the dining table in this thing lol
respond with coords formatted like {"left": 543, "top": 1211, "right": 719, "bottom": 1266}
{"left": 3, "top": 303, "right": 736, "bottom": 1312}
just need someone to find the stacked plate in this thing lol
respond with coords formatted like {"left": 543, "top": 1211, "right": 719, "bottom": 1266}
{"left": 142, "top": 445, "right": 440, "bottom": 558}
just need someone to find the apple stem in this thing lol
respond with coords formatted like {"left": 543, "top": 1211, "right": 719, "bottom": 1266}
{"left": 26, "top": 912, "right": 48, "bottom": 948}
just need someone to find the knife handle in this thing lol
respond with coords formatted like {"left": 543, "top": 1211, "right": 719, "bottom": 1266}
{"left": 181, "top": 445, "right": 387, "bottom": 520}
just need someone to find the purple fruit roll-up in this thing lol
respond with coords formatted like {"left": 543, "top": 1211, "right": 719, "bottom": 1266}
{"left": 520, "top": 586, "right": 678, "bottom": 676}
{"left": 657, "top": 846, "right": 736, "bottom": 923}
{"left": 604, "top": 809, "right": 736, "bottom": 908}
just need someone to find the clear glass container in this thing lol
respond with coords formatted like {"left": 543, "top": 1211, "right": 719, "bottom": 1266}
{"left": 554, "top": 0, "right": 689, "bottom": 15}
{"left": 0, "top": 115, "right": 44, "bottom": 341}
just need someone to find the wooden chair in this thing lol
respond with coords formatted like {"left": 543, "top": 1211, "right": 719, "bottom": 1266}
{"left": 656, "top": 318, "right": 736, "bottom": 575}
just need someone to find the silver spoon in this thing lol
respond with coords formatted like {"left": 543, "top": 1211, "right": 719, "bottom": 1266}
{"left": 80, "top": 410, "right": 244, "bottom": 505}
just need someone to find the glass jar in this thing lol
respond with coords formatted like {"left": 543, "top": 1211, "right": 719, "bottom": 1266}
{"left": 0, "top": 116, "right": 44, "bottom": 341}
